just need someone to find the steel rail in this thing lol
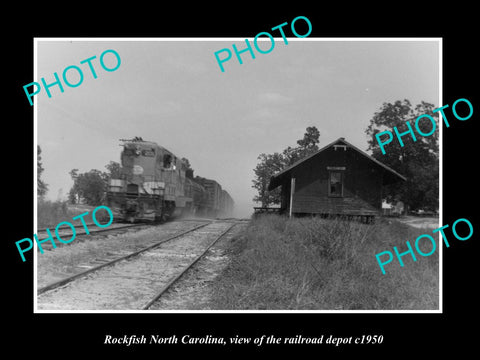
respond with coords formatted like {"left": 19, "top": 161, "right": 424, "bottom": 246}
{"left": 142, "top": 223, "right": 237, "bottom": 310}
{"left": 36, "top": 223, "right": 146, "bottom": 238}
{"left": 37, "top": 222, "right": 98, "bottom": 233}
{"left": 37, "top": 221, "right": 213, "bottom": 295}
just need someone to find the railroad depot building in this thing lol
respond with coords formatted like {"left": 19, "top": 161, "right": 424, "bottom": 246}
{"left": 267, "top": 137, "right": 406, "bottom": 221}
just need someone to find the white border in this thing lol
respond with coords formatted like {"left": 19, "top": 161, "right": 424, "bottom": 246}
{"left": 33, "top": 37, "right": 442, "bottom": 314}
{"left": 33, "top": 38, "right": 39, "bottom": 312}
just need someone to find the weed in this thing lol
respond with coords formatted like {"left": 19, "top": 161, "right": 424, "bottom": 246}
{"left": 211, "top": 215, "right": 439, "bottom": 310}
{"left": 37, "top": 199, "right": 96, "bottom": 228}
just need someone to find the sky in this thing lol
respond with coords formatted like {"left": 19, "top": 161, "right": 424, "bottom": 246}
{"left": 36, "top": 39, "right": 440, "bottom": 217}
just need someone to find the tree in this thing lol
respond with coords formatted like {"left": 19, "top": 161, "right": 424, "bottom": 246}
{"left": 252, "top": 152, "right": 285, "bottom": 206}
{"left": 252, "top": 126, "right": 321, "bottom": 206}
{"left": 282, "top": 126, "right": 321, "bottom": 166}
{"left": 69, "top": 169, "right": 106, "bottom": 205}
{"left": 104, "top": 161, "right": 122, "bottom": 180}
{"left": 68, "top": 169, "right": 79, "bottom": 203}
{"left": 37, "top": 145, "right": 48, "bottom": 198}
{"left": 181, "top": 157, "right": 193, "bottom": 170}
{"left": 365, "top": 99, "right": 439, "bottom": 211}
{"left": 296, "top": 126, "right": 321, "bottom": 154}
{"left": 68, "top": 161, "right": 122, "bottom": 205}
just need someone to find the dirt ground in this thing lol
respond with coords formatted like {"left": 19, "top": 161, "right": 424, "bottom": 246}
{"left": 395, "top": 216, "right": 440, "bottom": 229}
{"left": 148, "top": 222, "right": 248, "bottom": 310}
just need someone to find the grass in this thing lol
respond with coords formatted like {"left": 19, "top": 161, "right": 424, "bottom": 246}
{"left": 37, "top": 200, "right": 73, "bottom": 228}
{"left": 210, "top": 214, "right": 439, "bottom": 310}
{"left": 37, "top": 199, "right": 97, "bottom": 228}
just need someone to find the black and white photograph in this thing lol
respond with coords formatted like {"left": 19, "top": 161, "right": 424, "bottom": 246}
{"left": 7, "top": 7, "right": 478, "bottom": 356}
{"left": 33, "top": 38, "right": 440, "bottom": 312}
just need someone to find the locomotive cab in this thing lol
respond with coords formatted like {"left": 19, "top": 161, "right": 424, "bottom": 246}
{"left": 105, "top": 138, "right": 190, "bottom": 222}
{"left": 106, "top": 140, "right": 165, "bottom": 222}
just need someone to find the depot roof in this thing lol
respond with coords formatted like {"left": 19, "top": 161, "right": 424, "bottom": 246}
{"left": 268, "top": 137, "right": 407, "bottom": 190}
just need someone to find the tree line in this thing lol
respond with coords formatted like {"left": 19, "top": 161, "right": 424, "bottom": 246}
{"left": 37, "top": 150, "right": 122, "bottom": 206}
{"left": 67, "top": 161, "right": 121, "bottom": 205}
{"left": 252, "top": 99, "right": 439, "bottom": 212}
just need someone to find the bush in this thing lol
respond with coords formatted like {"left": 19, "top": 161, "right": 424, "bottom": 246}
{"left": 37, "top": 200, "right": 72, "bottom": 228}
{"left": 211, "top": 215, "right": 439, "bottom": 310}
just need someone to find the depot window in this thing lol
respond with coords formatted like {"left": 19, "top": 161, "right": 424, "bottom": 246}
{"left": 328, "top": 171, "right": 343, "bottom": 197}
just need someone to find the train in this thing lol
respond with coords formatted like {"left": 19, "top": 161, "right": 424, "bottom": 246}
{"left": 105, "top": 138, "right": 234, "bottom": 222}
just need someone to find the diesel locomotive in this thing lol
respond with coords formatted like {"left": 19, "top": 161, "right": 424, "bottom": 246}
{"left": 105, "top": 138, "right": 234, "bottom": 222}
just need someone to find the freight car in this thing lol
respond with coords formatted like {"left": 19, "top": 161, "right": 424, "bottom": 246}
{"left": 220, "top": 190, "right": 234, "bottom": 217}
{"left": 105, "top": 138, "right": 234, "bottom": 222}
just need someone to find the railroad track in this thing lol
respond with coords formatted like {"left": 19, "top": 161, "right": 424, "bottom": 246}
{"left": 36, "top": 220, "right": 238, "bottom": 310}
{"left": 35, "top": 217, "right": 227, "bottom": 251}
{"left": 37, "top": 222, "right": 147, "bottom": 238}
{"left": 141, "top": 223, "right": 235, "bottom": 310}
{"left": 37, "top": 222, "right": 99, "bottom": 234}
{"left": 35, "top": 222, "right": 155, "bottom": 251}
